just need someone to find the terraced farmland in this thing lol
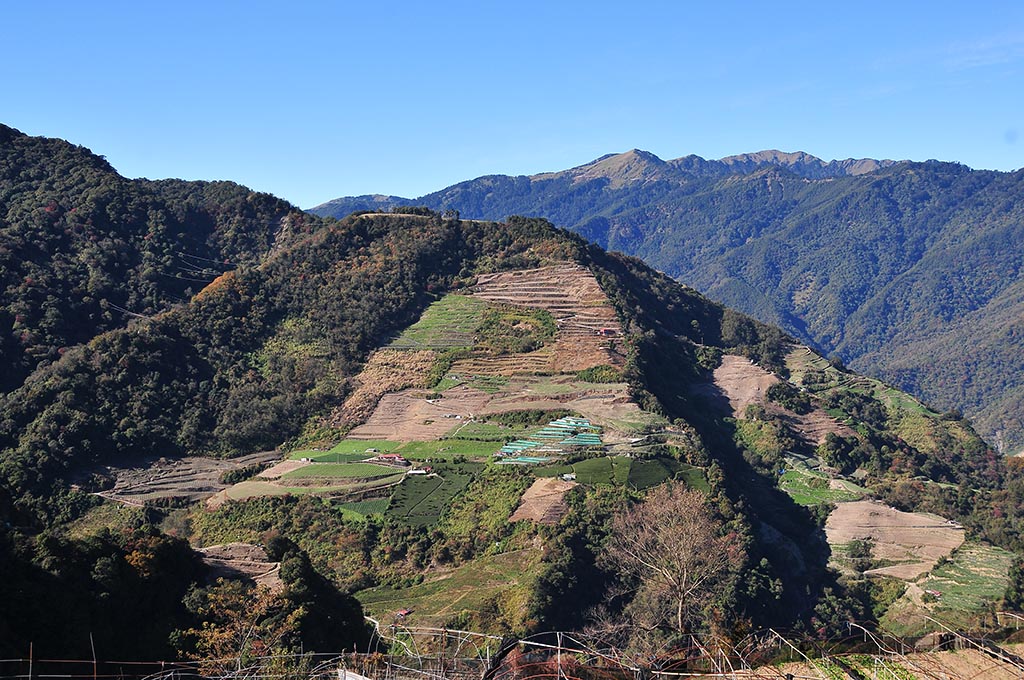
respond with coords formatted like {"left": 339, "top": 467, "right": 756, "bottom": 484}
{"left": 471, "top": 263, "right": 625, "bottom": 372}
{"left": 386, "top": 463, "right": 484, "bottom": 526}
{"left": 534, "top": 455, "right": 706, "bottom": 490}
{"left": 388, "top": 294, "right": 487, "bottom": 350}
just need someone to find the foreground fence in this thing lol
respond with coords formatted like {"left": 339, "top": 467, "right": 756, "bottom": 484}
{"left": 4, "top": 617, "right": 1024, "bottom": 680}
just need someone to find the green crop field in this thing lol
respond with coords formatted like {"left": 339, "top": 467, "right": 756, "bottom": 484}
{"left": 537, "top": 456, "right": 705, "bottom": 490}
{"left": 388, "top": 295, "right": 488, "bottom": 350}
{"left": 282, "top": 463, "right": 399, "bottom": 479}
{"left": 918, "top": 543, "right": 1014, "bottom": 613}
{"left": 465, "top": 375, "right": 509, "bottom": 393}
{"left": 881, "top": 542, "right": 1015, "bottom": 635}
{"left": 289, "top": 450, "right": 371, "bottom": 463}
{"left": 393, "top": 439, "right": 497, "bottom": 460}
{"left": 444, "top": 420, "right": 533, "bottom": 441}
{"left": 336, "top": 497, "right": 391, "bottom": 520}
{"left": 535, "top": 456, "right": 629, "bottom": 485}
{"left": 386, "top": 463, "right": 484, "bottom": 526}
{"left": 330, "top": 439, "right": 400, "bottom": 454}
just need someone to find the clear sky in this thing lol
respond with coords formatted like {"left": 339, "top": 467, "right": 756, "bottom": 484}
{"left": 2, "top": 1, "right": 1022, "bottom": 208}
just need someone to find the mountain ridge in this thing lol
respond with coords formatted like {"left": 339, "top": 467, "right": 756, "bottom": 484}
{"left": 310, "top": 151, "right": 1024, "bottom": 453}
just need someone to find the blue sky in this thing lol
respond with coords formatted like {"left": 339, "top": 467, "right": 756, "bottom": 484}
{"left": 2, "top": 1, "right": 1022, "bottom": 208}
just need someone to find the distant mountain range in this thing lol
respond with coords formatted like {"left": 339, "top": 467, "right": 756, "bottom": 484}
{"left": 311, "top": 149, "right": 1024, "bottom": 453}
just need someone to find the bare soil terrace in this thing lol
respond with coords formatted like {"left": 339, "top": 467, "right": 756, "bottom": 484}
{"left": 347, "top": 385, "right": 492, "bottom": 441}
{"left": 330, "top": 348, "right": 437, "bottom": 429}
{"left": 826, "top": 500, "right": 964, "bottom": 580}
{"left": 197, "top": 542, "right": 282, "bottom": 591}
{"left": 96, "top": 450, "right": 279, "bottom": 506}
{"left": 471, "top": 263, "right": 625, "bottom": 372}
{"left": 510, "top": 477, "right": 577, "bottom": 524}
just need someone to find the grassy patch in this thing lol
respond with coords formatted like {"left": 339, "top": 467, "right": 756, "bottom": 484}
{"left": 394, "top": 439, "right": 498, "bottom": 460}
{"left": 535, "top": 456, "right": 630, "bottom": 485}
{"left": 289, "top": 450, "right": 372, "bottom": 463}
{"left": 330, "top": 439, "right": 401, "bottom": 454}
{"left": 445, "top": 420, "right": 534, "bottom": 441}
{"left": 628, "top": 458, "right": 683, "bottom": 490}
{"left": 439, "top": 467, "right": 533, "bottom": 539}
{"left": 779, "top": 466, "right": 864, "bottom": 506}
{"left": 466, "top": 375, "right": 509, "bottom": 393}
{"left": 291, "top": 440, "right": 401, "bottom": 461}
{"left": 880, "top": 542, "right": 1015, "bottom": 635}
{"left": 64, "top": 502, "right": 150, "bottom": 539}
{"left": 222, "top": 479, "right": 406, "bottom": 501}
{"left": 476, "top": 306, "right": 556, "bottom": 355}
{"left": 918, "top": 543, "right": 1014, "bottom": 613}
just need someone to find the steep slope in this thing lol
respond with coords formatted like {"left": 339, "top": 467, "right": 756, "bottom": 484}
{"left": 0, "top": 124, "right": 311, "bottom": 393}
{"left": 3, "top": 204, "right": 1007, "bottom": 635}
{"left": 313, "top": 151, "right": 1024, "bottom": 451}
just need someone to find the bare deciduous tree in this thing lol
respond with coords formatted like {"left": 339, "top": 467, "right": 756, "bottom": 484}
{"left": 601, "top": 482, "right": 739, "bottom": 638}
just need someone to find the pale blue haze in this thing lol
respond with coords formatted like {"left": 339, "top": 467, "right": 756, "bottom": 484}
{"left": 2, "top": 1, "right": 1022, "bottom": 208}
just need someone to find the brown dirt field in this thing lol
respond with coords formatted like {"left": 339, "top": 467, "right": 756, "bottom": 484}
{"left": 777, "top": 408, "right": 857, "bottom": 446}
{"left": 702, "top": 354, "right": 779, "bottom": 416}
{"left": 510, "top": 478, "right": 577, "bottom": 524}
{"left": 197, "top": 543, "right": 282, "bottom": 591}
{"left": 471, "top": 264, "right": 625, "bottom": 370}
{"left": 98, "top": 450, "right": 279, "bottom": 506}
{"left": 451, "top": 346, "right": 555, "bottom": 376}
{"left": 826, "top": 500, "right": 964, "bottom": 580}
{"left": 904, "top": 648, "right": 1024, "bottom": 680}
{"left": 347, "top": 384, "right": 491, "bottom": 441}
{"left": 329, "top": 349, "right": 436, "bottom": 428}
{"left": 258, "top": 459, "right": 308, "bottom": 479}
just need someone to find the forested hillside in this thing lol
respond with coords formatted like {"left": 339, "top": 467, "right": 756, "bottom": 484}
{"left": 313, "top": 150, "right": 1024, "bottom": 452}
{"left": 0, "top": 124, "right": 311, "bottom": 393}
{"left": 5, "top": 129, "right": 1024, "bottom": 668}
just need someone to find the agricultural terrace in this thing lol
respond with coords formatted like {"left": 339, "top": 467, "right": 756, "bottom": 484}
{"left": 786, "top": 346, "right": 979, "bottom": 457}
{"left": 880, "top": 542, "right": 1015, "bottom": 636}
{"left": 826, "top": 500, "right": 964, "bottom": 581}
{"left": 387, "top": 294, "right": 489, "bottom": 350}
{"left": 779, "top": 463, "right": 866, "bottom": 506}
{"left": 535, "top": 455, "right": 707, "bottom": 490}
{"left": 356, "top": 548, "right": 544, "bottom": 629}
{"left": 699, "top": 353, "right": 855, "bottom": 446}
{"left": 387, "top": 462, "right": 483, "bottom": 526}
{"left": 221, "top": 262, "right": 661, "bottom": 521}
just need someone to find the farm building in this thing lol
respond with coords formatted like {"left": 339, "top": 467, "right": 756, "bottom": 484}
{"left": 374, "top": 453, "right": 410, "bottom": 466}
